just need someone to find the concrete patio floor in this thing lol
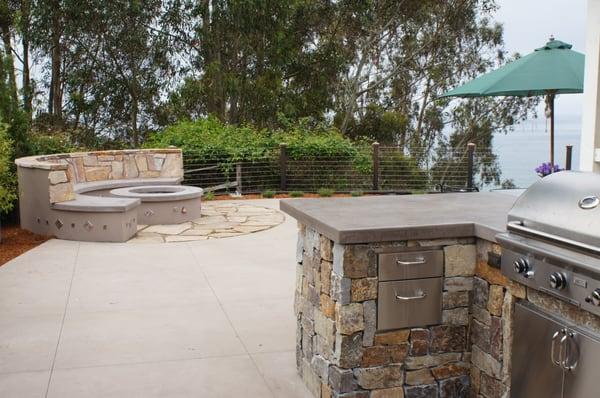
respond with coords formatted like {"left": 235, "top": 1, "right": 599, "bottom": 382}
{"left": 0, "top": 199, "right": 311, "bottom": 398}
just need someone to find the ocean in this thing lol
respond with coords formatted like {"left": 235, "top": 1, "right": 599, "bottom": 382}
{"left": 490, "top": 117, "right": 581, "bottom": 189}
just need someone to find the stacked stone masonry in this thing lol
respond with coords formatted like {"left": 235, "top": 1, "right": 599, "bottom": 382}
{"left": 295, "top": 225, "right": 481, "bottom": 398}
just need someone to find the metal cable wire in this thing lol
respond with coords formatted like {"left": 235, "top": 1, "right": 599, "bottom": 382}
{"left": 182, "top": 146, "right": 498, "bottom": 194}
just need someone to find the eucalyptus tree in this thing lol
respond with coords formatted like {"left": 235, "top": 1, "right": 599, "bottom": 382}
{"left": 45, "top": 0, "right": 188, "bottom": 145}
{"left": 159, "top": 0, "right": 349, "bottom": 128}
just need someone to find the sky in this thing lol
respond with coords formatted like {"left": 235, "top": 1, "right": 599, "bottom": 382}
{"left": 495, "top": 0, "right": 588, "bottom": 123}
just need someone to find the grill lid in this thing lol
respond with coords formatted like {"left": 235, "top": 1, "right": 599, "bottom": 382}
{"left": 507, "top": 171, "right": 600, "bottom": 251}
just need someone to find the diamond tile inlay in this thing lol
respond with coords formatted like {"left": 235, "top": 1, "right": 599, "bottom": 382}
{"left": 84, "top": 220, "right": 94, "bottom": 231}
{"left": 55, "top": 219, "right": 64, "bottom": 229}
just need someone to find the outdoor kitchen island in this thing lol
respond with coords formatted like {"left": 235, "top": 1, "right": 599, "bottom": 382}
{"left": 280, "top": 190, "right": 600, "bottom": 398}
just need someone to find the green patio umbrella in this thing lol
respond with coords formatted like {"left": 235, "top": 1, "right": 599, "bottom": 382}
{"left": 441, "top": 37, "right": 584, "bottom": 168}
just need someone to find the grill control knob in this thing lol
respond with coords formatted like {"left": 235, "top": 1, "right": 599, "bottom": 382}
{"left": 592, "top": 289, "right": 600, "bottom": 306}
{"left": 514, "top": 258, "right": 530, "bottom": 274}
{"left": 549, "top": 272, "right": 567, "bottom": 290}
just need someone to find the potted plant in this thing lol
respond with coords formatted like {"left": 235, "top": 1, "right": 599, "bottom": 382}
{"left": 535, "top": 162, "right": 562, "bottom": 178}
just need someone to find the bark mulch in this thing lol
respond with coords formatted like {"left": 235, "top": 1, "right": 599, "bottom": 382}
{"left": 0, "top": 224, "right": 50, "bottom": 267}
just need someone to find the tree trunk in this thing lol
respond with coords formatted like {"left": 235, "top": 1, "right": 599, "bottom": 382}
{"left": 49, "top": 0, "right": 62, "bottom": 125}
{"left": 131, "top": 97, "right": 139, "bottom": 147}
{"left": 21, "top": 0, "right": 32, "bottom": 115}
{"left": 0, "top": 1, "right": 18, "bottom": 104}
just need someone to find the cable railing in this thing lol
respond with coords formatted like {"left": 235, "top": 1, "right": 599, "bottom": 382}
{"left": 182, "top": 143, "right": 506, "bottom": 195}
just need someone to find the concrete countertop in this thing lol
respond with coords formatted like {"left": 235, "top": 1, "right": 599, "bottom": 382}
{"left": 280, "top": 192, "right": 519, "bottom": 244}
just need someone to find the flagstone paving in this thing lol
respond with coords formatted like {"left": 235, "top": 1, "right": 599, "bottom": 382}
{"left": 0, "top": 199, "right": 311, "bottom": 398}
{"left": 129, "top": 202, "right": 286, "bottom": 243}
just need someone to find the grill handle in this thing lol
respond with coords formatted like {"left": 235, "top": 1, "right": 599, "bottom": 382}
{"left": 551, "top": 329, "right": 564, "bottom": 367}
{"left": 507, "top": 221, "right": 600, "bottom": 256}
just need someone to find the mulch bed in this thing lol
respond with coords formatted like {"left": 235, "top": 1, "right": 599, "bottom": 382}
{"left": 0, "top": 224, "right": 50, "bottom": 267}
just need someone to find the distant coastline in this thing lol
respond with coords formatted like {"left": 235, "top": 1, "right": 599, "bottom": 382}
{"left": 491, "top": 117, "right": 581, "bottom": 189}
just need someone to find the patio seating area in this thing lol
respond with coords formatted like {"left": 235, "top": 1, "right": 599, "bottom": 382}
{"left": 0, "top": 199, "right": 311, "bottom": 398}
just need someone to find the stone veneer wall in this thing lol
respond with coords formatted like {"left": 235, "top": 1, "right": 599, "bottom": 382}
{"left": 16, "top": 149, "right": 183, "bottom": 203}
{"left": 295, "top": 224, "right": 480, "bottom": 398}
{"left": 469, "top": 240, "right": 524, "bottom": 398}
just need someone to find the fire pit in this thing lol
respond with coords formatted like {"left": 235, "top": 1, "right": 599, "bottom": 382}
{"left": 110, "top": 185, "right": 203, "bottom": 225}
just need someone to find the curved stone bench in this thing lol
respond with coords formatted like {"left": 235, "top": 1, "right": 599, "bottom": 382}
{"left": 15, "top": 149, "right": 184, "bottom": 242}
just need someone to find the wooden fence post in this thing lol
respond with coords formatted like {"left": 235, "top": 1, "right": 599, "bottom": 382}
{"left": 467, "top": 143, "right": 476, "bottom": 190}
{"left": 566, "top": 145, "right": 573, "bottom": 170}
{"left": 279, "top": 143, "right": 287, "bottom": 191}
{"left": 236, "top": 162, "right": 242, "bottom": 195}
{"left": 372, "top": 142, "right": 380, "bottom": 191}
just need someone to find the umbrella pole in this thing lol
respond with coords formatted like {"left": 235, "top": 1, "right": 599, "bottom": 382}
{"left": 548, "top": 91, "right": 556, "bottom": 171}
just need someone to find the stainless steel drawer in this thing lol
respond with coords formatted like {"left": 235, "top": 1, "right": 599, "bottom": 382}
{"left": 379, "top": 250, "right": 443, "bottom": 281}
{"left": 377, "top": 278, "right": 442, "bottom": 331}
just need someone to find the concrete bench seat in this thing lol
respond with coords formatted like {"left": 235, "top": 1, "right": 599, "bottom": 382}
{"left": 52, "top": 194, "right": 140, "bottom": 213}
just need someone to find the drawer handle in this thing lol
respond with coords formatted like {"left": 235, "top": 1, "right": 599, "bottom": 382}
{"left": 396, "top": 257, "right": 426, "bottom": 265}
{"left": 395, "top": 291, "right": 427, "bottom": 301}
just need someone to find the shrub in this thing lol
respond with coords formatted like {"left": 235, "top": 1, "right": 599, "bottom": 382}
{"left": 290, "top": 191, "right": 304, "bottom": 198}
{"left": 317, "top": 188, "right": 334, "bottom": 197}
{"left": 145, "top": 116, "right": 371, "bottom": 163}
{"left": 350, "top": 190, "right": 363, "bottom": 197}
{"left": 26, "top": 128, "right": 127, "bottom": 156}
{"left": 27, "top": 132, "right": 80, "bottom": 155}
{"left": 0, "top": 124, "right": 16, "bottom": 214}
{"left": 203, "top": 191, "right": 215, "bottom": 200}
{"left": 262, "top": 190, "right": 276, "bottom": 198}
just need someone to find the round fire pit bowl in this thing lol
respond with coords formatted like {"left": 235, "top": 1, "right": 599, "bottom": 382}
{"left": 110, "top": 185, "right": 203, "bottom": 225}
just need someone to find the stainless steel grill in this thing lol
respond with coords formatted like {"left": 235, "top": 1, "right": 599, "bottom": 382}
{"left": 498, "top": 171, "right": 600, "bottom": 314}
{"left": 497, "top": 171, "right": 600, "bottom": 398}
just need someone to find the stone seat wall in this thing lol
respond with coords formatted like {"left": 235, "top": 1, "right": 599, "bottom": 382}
{"left": 14, "top": 148, "right": 184, "bottom": 242}
{"left": 15, "top": 148, "right": 183, "bottom": 204}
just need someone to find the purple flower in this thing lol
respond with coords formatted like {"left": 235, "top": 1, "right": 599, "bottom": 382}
{"left": 535, "top": 162, "right": 562, "bottom": 177}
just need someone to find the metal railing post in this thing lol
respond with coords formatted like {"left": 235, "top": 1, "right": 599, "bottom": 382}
{"left": 372, "top": 142, "right": 380, "bottom": 191}
{"left": 467, "top": 143, "right": 476, "bottom": 189}
{"left": 236, "top": 162, "right": 242, "bottom": 195}
{"left": 279, "top": 143, "right": 287, "bottom": 191}
{"left": 566, "top": 145, "right": 573, "bottom": 171}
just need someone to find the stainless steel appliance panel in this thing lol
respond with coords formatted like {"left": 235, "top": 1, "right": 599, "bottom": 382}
{"left": 562, "top": 327, "right": 600, "bottom": 397}
{"left": 379, "top": 250, "right": 443, "bottom": 281}
{"left": 377, "top": 278, "right": 442, "bottom": 331}
{"left": 512, "top": 303, "right": 564, "bottom": 398}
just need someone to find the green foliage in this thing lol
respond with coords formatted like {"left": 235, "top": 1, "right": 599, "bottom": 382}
{"left": 342, "top": 104, "right": 408, "bottom": 145}
{"left": 350, "top": 190, "right": 363, "bottom": 197}
{"left": 262, "top": 190, "right": 276, "bottom": 198}
{"left": 289, "top": 191, "right": 304, "bottom": 198}
{"left": 27, "top": 132, "right": 80, "bottom": 155}
{"left": 24, "top": 127, "right": 128, "bottom": 156}
{"left": 0, "top": 124, "right": 16, "bottom": 214}
{"left": 203, "top": 191, "right": 215, "bottom": 200}
{"left": 317, "top": 188, "right": 334, "bottom": 197}
{"left": 146, "top": 117, "right": 371, "bottom": 162}
{"left": 380, "top": 152, "right": 429, "bottom": 191}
